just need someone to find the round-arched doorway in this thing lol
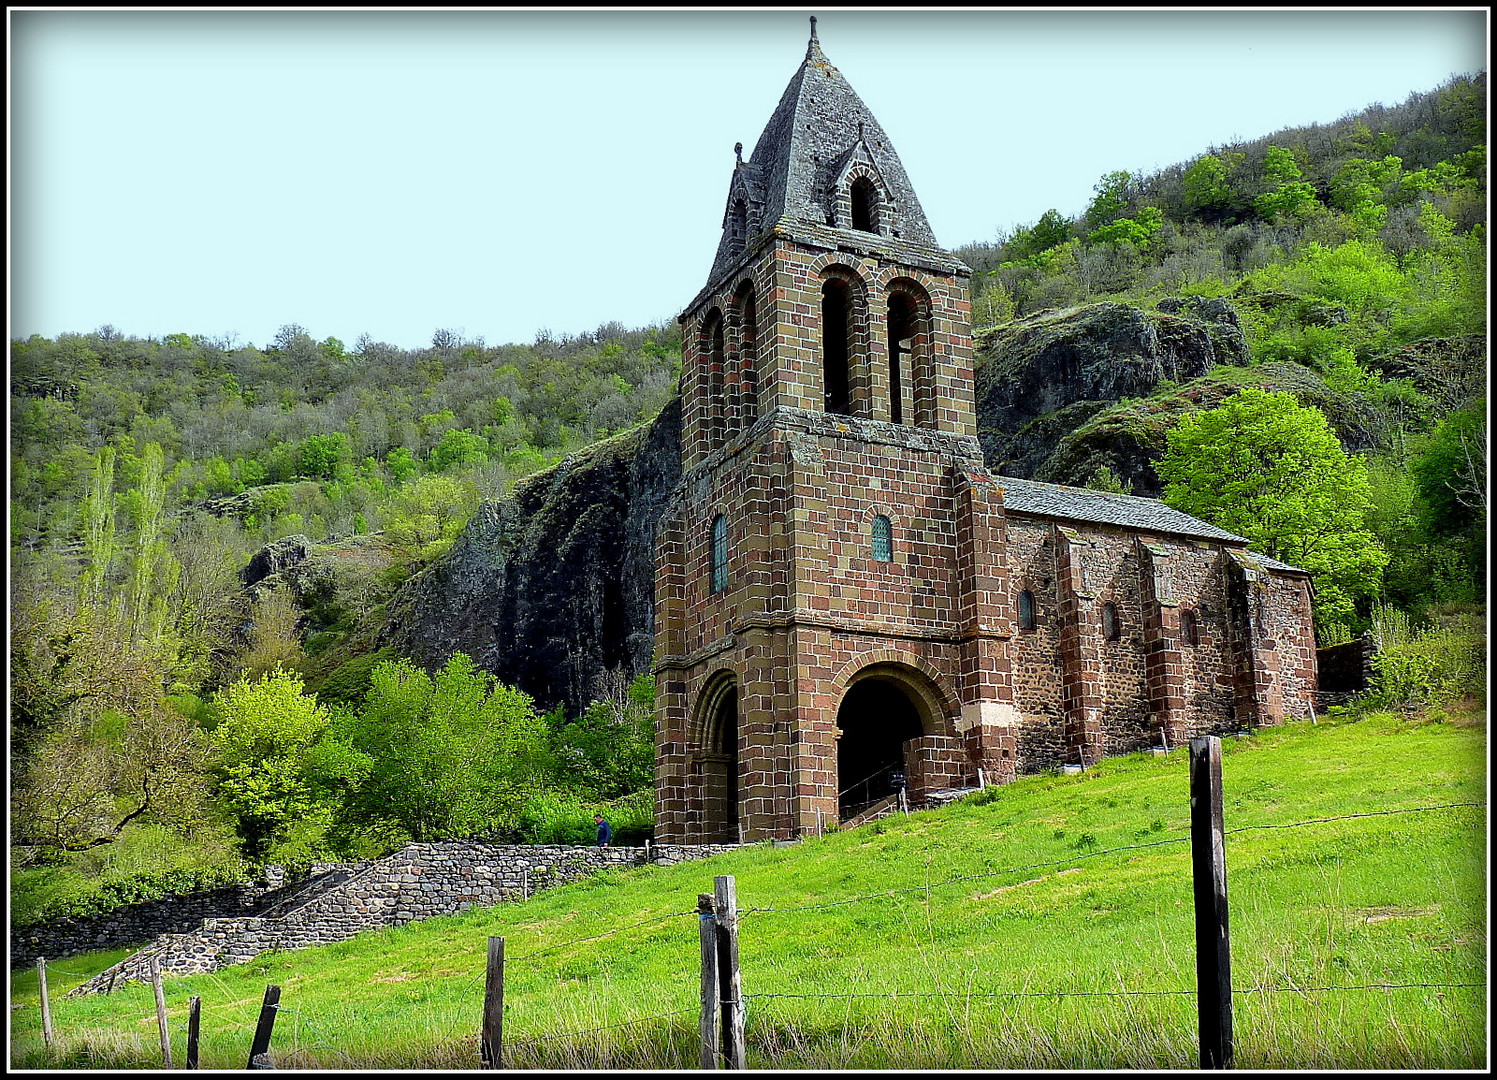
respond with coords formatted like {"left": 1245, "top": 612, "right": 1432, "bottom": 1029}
{"left": 835, "top": 668, "right": 933, "bottom": 819}
{"left": 694, "top": 675, "right": 739, "bottom": 844}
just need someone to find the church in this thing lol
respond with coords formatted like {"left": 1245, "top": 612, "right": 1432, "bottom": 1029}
{"left": 651, "top": 20, "right": 1317, "bottom": 844}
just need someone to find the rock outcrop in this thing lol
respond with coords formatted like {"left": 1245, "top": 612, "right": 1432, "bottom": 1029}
{"left": 973, "top": 298, "right": 1247, "bottom": 482}
{"left": 379, "top": 397, "right": 681, "bottom": 716}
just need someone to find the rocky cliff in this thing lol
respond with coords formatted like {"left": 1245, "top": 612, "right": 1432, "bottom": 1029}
{"left": 972, "top": 297, "right": 1247, "bottom": 487}
{"left": 378, "top": 397, "right": 681, "bottom": 715}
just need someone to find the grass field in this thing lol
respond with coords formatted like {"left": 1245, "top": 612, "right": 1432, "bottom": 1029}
{"left": 10, "top": 702, "right": 1487, "bottom": 1070}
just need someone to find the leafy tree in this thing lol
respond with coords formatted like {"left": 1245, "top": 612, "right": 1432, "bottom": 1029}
{"left": 338, "top": 654, "right": 553, "bottom": 842}
{"left": 1412, "top": 400, "right": 1487, "bottom": 536}
{"left": 209, "top": 669, "right": 369, "bottom": 863}
{"left": 297, "top": 432, "right": 352, "bottom": 480}
{"left": 1253, "top": 145, "right": 1320, "bottom": 223}
{"left": 1159, "top": 388, "right": 1389, "bottom": 629}
{"left": 1183, "top": 151, "right": 1247, "bottom": 222}
{"left": 550, "top": 671, "right": 656, "bottom": 798}
{"left": 1005, "top": 209, "right": 1074, "bottom": 263}
{"left": 1084, "top": 170, "right": 1137, "bottom": 231}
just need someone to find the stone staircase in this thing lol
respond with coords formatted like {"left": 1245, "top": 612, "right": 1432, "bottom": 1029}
{"left": 67, "top": 841, "right": 738, "bottom": 995}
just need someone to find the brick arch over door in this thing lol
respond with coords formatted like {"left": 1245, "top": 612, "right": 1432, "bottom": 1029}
{"left": 831, "top": 657, "right": 957, "bottom": 818}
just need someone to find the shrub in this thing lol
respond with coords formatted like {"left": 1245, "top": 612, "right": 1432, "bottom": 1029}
{"left": 1369, "top": 609, "right": 1486, "bottom": 707}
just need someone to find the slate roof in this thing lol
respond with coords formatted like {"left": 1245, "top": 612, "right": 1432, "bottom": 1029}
{"left": 995, "top": 475, "right": 1311, "bottom": 575}
{"left": 703, "top": 19, "right": 952, "bottom": 289}
{"left": 997, "top": 475, "right": 1248, "bottom": 544}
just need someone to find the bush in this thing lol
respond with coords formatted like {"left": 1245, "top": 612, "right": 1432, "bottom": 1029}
{"left": 1369, "top": 609, "right": 1486, "bottom": 707}
{"left": 516, "top": 789, "right": 654, "bottom": 846}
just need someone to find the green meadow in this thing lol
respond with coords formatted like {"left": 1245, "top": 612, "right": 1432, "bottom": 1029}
{"left": 11, "top": 704, "right": 1485, "bottom": 1070}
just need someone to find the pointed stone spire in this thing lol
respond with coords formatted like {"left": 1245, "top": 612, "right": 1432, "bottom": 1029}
{"left": 701, "top": 17, "right": 960, "bottom": 290}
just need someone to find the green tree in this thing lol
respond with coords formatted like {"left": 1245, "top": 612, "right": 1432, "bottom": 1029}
{"left": 209, "top": 669, "right": 369, "bottom": 863}
{"left": 1253, "top": 145, "right": 1320, "bottom": 223}
{"left": 339, "top": 654, "right": 553, "bottom": 842}
{"left": 1182, "top": 151, "right": 1246, "bottom": 222}
{"left": 1083, "top": 170, "right": 1136, "bottom": 231}
{"left": 1005, "top": 209, "right": 1074, "bottom": 263}
{"left": 1159, "top": 389, "right": 1389, "bottom": 629}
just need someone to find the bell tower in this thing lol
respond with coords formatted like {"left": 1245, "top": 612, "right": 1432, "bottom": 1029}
{"left": 654, "top": 19, "right": 1019, "bottom": 843}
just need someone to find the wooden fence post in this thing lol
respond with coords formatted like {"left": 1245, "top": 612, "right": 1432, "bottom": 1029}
{"left": 698, "top": 892, "right": 719, "bottom": 1069}
{"left": 1190, "top": 736, "right": 1233, "bottom": 1069}
{"left": 714, "top": 875, "right": 746, "bottom": 1070}
{"left": 36, "top": 959, "right": 54, "bottom": 1048}
{"left": 186, "top": 995, "right": 202, "bottom": 1070}
{"left": 247, "top": 984, "right": 280, "bottom": 1068}
{"left": 151, "top": 959, "right": 173, "bottom": 1068}
{"left": 481, "top": 936, "right": 505, "bottom": 1069}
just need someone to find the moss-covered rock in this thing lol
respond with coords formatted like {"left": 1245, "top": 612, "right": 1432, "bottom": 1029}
{"left": 974, "top": 299, "right": 1247, "bottom": 477}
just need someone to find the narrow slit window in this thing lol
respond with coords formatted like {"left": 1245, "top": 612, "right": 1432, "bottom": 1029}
{"left": 1017, "top": 589, "right": 1036, "bottom": 631}
{"left": 1181, "top": 608, "right": 1198, "bottom": 647}
{"left": 871, "top": 515, "right": 893, "bottom": 562}
{"left": 1102, "top": 601, "right": 1121, "bottom": 641}
{"left": 850, "top": 176, "right": 879, "bottom": 233}
{"left": 711, "top": 514, "right": 728, "bottom": 594}
{"left": 821, "top": 279, "right": 852, "bottom": 415}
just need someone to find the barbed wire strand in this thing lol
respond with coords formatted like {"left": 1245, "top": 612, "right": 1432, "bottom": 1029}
{"left": 1224, "top": 801, "right": 1486, "bottom": 835}
{"left": 510, "top": 1005, "right": 698, "bottom": 1046}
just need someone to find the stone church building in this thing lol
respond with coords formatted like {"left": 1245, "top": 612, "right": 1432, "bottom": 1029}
{"left": 652, "top": 21, "right": 1317, "bottom": 844}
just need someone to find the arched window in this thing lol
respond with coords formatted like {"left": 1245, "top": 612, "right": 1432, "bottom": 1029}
{"left": 702, "top": 309, "right": 726, "bottom": 450}
{"left": 886, "top": 292, "right": 915, "bottom": 426}
{"left": 850, "top": 176, "right": 879, "bottom": 233}
{"left": 1102, "top": 601, "right": 1121, "bottom": 641}
{"left": 1017, "top": 589, "right": 1036, "bottom": 631}
{"left": 710, "top": 514, "right": 728, "bottom": 594}
{"left": 871, "top": 515, "right": 893, "bottom": 562}
{"left": 1181, "top": 608, "right": 1198, "bottom": 647}
{"left": 821, "top": 278, "right": 852, "bottom": 415}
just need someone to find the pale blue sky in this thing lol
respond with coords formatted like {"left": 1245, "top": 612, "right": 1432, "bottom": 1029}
{"left": 8, "top": 8, "right": 1487, "bottom": 351}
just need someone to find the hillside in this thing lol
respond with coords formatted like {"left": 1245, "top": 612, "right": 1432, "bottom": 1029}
{"left": 10, "top": 705, "right": 1486, "bottom": 1070}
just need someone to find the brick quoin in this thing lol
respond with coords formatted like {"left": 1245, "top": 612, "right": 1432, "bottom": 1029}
{"left": 654, "top": 20, "right": 1316, "bottom": 843}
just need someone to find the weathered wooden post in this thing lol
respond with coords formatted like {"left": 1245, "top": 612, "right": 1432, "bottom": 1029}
{"left": 1190, "top": 736, "right": 1233, "bottom": 1069}
{"left": 186, "top": 995, "right": 202, "bottom": 1069}
{"left": 714, "top": 875, "right": 746, "bottom": 1069}
{"left": 480, "top": 936, "right": 505, "bottom": 1069}
{"left": 151, "top": 959, "right": 173, "bottom": 1067}
{"left": 247, "top": 984, "right": 280, "bottom": 1068}
{"left": 36, "top": 959, "right": 54, "bottom": 1048}
{"left": 698, "top": 892, "right": 719, "bottom": 1069}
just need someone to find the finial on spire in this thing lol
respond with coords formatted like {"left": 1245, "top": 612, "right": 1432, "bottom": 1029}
{"left": 734, "top": 141, "right": 744, "bottom": 165}
{"left": 810, "top": 15, "right": 818, "bottom": 43}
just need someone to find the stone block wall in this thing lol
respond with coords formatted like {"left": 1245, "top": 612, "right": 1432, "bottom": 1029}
{"left": 8, "top": 866, "right": 345, "bottom": 970}
{"left": 65, "top": 842, "right": 738, "bottom": 995}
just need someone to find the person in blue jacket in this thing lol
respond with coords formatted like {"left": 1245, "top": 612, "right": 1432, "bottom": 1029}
{"left": 594, "top": 813, "right": 612, "bottom": 847}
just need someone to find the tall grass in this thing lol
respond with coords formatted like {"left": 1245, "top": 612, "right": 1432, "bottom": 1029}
{"left": 10, "top": 705, "right": 1485, "bottom": 1069}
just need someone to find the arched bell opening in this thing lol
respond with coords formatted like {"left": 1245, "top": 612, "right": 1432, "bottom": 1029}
{"left": 835, "top": 668, "right": 934, "bottom": 819}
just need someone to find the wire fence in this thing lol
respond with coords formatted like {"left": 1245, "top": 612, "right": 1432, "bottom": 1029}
{"left": 25, "top": 790, "right": 1485, "bottom": 1068}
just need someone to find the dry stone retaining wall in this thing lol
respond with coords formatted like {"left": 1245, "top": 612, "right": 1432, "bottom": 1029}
{"left": 68, "top": 842, "right": 737, "bottom": 995}
{"left": 7, "top": 865, "right": 353, "bottom": 971}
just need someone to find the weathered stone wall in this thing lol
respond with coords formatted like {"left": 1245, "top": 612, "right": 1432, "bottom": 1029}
{"left": 8, "top": 866, "right": 344, "bottom": 971}
{"left": 67, "top": 843, "right": 737, "bottom": 995}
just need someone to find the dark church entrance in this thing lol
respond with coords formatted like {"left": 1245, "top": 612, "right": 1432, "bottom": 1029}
{"left": 698, "top": 678, "right": 740, "bottom": 843}
{"left": 835, "top": 675, "right": 925, "bottom": 819}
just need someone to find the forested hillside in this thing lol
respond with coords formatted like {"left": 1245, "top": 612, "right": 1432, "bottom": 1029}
{"left": 8, "top": 73, "right": 1486, "bottom": 925}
